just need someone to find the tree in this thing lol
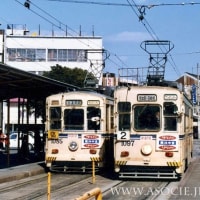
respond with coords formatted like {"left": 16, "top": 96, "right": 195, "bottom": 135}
{"left": 29, "top": 65, "right": 90, "bottom": 121}
{"left": 43, "top": 64, "right": 88, "bottom": 87}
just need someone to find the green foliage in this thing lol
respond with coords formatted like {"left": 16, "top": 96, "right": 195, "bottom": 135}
{"left": 30, "top": 65, "right": 90, "bottom": 121}
{"left": 43, "top": 64, "right": 87, "bottom": 88}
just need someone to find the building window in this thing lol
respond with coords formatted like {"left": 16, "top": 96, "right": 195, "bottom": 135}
{"left": 58, "top": 49, "right": 67, "bottom": 61}
{"left": 48, "top": 49, "right": 57, "bottom": 61}
{"left": 77, "top": 50, "right": 87, "bottom": 62}
{"left": 7, "top": 48, "right": 46, "bottom": 62}
{"left": 68, "top": 49, "right": 78, "bottom": 61}
{"left": 68, "top": 49, "right": 87, "bottom": 62}
{"left": 16, "top": 49, "right": 26, "bottom": 61}
{"left": 7, "top": 48, "right": 16, "bottom": 61}
{"left": 36, "top": 49, "right": 46, "bottom": 61}
{"left": 48, "top": 49, "right": 87, "bottom": 62}
{"left": 27, "top": 49, "right": 35, "bottom": 61}
{"left": 7, "top": 48, "right": 87, "bottom": 62}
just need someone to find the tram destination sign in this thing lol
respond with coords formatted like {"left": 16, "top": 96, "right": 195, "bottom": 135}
{"left": 137, "top": 94, "right": 157, "bottom": 102}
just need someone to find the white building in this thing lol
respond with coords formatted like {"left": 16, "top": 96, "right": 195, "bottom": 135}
{"left": 0, "top": 24, "right": 104, "bottom": 132}
{"left": 3, "top": 24, "right": 103, "bottom": 75}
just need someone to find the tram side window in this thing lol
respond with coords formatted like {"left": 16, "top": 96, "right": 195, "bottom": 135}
{"left": 164, "top": 102, "right": 178, "bottom": 131}
{"left": 64, "top": 109, "right": 84, "bottom": 130}
{"left": 118, "top": 102, "right": 131, "bottom": 131}
{"left": 87, "top": 107, "right": 101, "bottom": 130}
{"left": 50, "top": 107, "right": 61, "bottom": 130}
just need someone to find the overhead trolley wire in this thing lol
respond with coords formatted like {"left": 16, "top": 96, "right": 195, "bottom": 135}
{"left": 15, "top": 0, "right": 79, "bottom": 36}
{"left": 15, "top": 0, "right": 189, "bottom": 75}
{"left": 15, "top": 0, "right": 108, "bottom": 58}
{"left": 45, "top": 0, "right": 200, "bottom": 8}
{"left": 45, "top": 0, "right": 183, "bottom": 75}
{"left": 127, "top": 0, "right": 181, "bottom": 77}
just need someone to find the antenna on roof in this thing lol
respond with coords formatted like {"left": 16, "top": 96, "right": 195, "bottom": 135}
{"left": 66, "top": 25, "right": 68, "bottom": 36}
{"left": 79, "top": 25, "right": 81, "bottom": 36}
{"left": 92, "top": 25, "right": 94, "bottom": 37}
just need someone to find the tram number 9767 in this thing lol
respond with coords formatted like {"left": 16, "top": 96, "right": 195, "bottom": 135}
{"left": 121, "top": 140, "right": 134, "bottom": 146}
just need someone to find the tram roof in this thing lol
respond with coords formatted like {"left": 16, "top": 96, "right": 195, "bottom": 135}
{"left": 0, "top": 63, "right": 80, "bottom": 101}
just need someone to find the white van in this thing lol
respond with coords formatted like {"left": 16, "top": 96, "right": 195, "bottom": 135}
{"left": 9, "top": 131, "right": 34, "bottom": 151}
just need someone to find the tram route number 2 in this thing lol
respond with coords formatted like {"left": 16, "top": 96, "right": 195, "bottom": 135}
{"left": 117, "top": 131, "right": 130, "bottom": 140}
{"left": 48, "top": 130, "right": 59, "bottom": 139}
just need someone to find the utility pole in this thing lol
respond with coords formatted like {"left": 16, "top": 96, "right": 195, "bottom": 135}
{"left": 0, "top": 28, "right": 4, "bottom": 131}
{"left": 197, "top": 63, "right": 200, "bottom": 139}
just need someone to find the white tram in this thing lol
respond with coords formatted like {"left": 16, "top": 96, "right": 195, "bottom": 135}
{"left": 45, "top": 91, "right": 114, "bottom": 172}
{"left": 114, "top": 85, "right": 193, "bottom": 179}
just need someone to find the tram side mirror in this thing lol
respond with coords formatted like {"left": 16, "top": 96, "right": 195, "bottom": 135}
{"left": 171, "top": 104, "right": 183, "bottom": 117}
{"left": 164, "top": 102, "right": 180, "bottom": 116}
{"left": 172, "top": 104, "right": 184, "bottom": 117}
{"left": 91, "top": 116, "right": 101, "bottom": 125}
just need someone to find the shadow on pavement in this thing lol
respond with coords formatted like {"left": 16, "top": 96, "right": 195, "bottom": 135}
{"left": 0, "top": 150, "right": 44, "bottom": 169}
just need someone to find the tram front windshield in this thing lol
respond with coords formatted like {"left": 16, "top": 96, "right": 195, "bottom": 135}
{"left": 64, "top": 107, "right": 101, "bottom": 131}
{"left": 134, "top": 105, "right": 160, "bottom": 131}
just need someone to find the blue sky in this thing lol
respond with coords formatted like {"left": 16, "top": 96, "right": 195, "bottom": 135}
{"left": 1, "top": 0, "right": 200, "bottom": 81}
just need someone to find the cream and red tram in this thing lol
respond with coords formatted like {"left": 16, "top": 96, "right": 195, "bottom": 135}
{"left": 114, "top": 85, "right": 193, "bottom": 179}
{"left": 45, "top": 91, "right": 114, "bottom": 172}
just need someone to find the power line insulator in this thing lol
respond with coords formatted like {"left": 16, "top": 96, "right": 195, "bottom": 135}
{"left": 24, "top": 0, "right": 30, "bottom": 9}
{"left": 139, "top": 15, "right": 144, "bottom": 21}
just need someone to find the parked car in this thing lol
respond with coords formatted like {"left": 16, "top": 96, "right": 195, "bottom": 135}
{"left": 9, "top": 131, "right": 34, "bottom": 151}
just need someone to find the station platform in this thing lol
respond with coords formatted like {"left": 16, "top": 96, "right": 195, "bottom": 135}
{"left": 0, "top": 161, "right": 45, "bottom": 184}
{"left": 0, "top": 150, "right": 45, "bottom": 183}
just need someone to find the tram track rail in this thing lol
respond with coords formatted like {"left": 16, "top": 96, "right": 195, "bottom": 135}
{"left": 0, "top": 173, "right": 92, "bottom": 200}
{"left": 0, "top": 174, "right": 47, "bottom": 194}
{"left": 0, "top": 171, "right": 175, "bottom": 200}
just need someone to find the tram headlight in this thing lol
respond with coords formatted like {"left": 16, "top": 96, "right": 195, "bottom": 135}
{"left": 115, "top": 165, "right": 120, "bottom": 173}
{"left": 141, "top": 144, "right": 152, "bottom": 156}
{"left": 68, "top": 141, "right": 78, "bottom": 151}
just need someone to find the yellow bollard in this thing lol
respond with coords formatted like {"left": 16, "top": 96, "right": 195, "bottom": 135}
{"left": 47, "top": 172, "right": 51, "bottom": 200}
{"left": 92, "top": 160, "right": 95, "bottom": 184}
{"left": 75, "top": 187, "right": 102, "bottom": 200}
